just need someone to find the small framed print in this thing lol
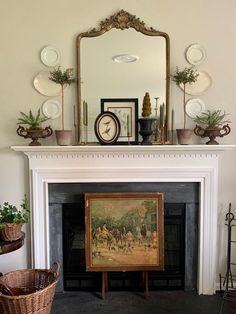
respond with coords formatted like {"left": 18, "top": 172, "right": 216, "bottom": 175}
{"left": 94, "top": 111, "right": 121, "bottom": 145}
{"left": 101, "top": 98, "right": 138, "bottom": 144}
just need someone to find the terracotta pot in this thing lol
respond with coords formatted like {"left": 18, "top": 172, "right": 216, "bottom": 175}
{"left": 176, "top": 129, "right": 193, "bottom": 145}
{"left": 0, "top": 223, "right": 23, "bottom": 241}
{"left": 55, "top": 130, "right": 72, "bottom": 146}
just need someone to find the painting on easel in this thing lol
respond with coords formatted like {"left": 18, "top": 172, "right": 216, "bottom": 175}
{"left": 85, "top": 192, "right": 164, "bottom": 272}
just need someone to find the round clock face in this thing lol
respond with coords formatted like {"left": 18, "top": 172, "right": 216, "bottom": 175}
{"left": 94, "top": 111, "right": 120, "bottom": 144}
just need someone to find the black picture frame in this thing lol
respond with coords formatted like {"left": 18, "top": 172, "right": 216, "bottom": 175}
{"left": 101, "top": 98, "right": 138, "bottom": 144}
{"left": 94, "top": 111, "right": 121, "bottom": 145}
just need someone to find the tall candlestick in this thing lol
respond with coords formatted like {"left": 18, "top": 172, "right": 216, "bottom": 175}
{"left": 171, "top": 109, "right": 174, "bottom": 131}
{"left": 127, "top": 114, "right": 130, "bottom": 136}
{"left": 83, "top": 101, "right": 88, "bottom": 126}
{"left": 159, "top": 104, "right": 163, "bottom": 127}
{"left": 162, "top": 102, "right": 165, "bottom": 127}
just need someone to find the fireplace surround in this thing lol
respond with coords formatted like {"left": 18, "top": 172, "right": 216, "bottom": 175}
{"left": 11, "top": 144, "right": 235, "bottom": 295}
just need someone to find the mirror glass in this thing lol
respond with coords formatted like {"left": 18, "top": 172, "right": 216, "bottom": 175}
{"left": 76, "top": 10, "right": 170, "bottom": 144}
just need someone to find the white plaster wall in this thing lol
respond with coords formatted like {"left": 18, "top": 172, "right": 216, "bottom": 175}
{"left": 0, "top": 0, "right": 236, "bottom": 282}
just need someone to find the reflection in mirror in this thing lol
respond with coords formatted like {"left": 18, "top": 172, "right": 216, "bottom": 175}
{"left": 76, "top": 10, "right": 170, "bottom": 144}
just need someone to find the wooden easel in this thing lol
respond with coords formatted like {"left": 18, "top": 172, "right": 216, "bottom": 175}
{"left": 101, "top": 271, "right": 149, "bottom": 300}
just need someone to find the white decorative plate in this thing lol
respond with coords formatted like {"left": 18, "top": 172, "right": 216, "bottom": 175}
{"left": 185, "top": 98, "right": 205, "bottom": 118}
{"left": 42, "top": 99, "right": 62, "bottom": 119}
{"left": 185, "top": 44, "right": 206, "bottom": 66}
{"left": 180, "top": 70, "right": 212, "bottom": 96}
{"left": 33, "top": 70, "right": 62, "bottom": 96}
{"left": 40, "top": 46, "right": 60, "bottom": 67}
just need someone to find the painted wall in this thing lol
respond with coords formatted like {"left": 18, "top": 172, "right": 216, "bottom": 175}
{"left": 0, "top": 0, "right": 236, "bottom": 286}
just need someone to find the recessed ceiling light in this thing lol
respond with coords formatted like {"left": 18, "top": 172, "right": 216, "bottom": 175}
{"left": 112, "top": 54, "right": 139, "bottom": 63}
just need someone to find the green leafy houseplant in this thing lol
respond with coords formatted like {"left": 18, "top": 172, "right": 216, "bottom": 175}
{"left": 193, "top": 110, "right": 230, "bottom": 128}
{"left": 172, "top": 67, "right": 199, "bottom": 129}
{"left": 17, "top": 109, "right": 53, "bottom": 145}
{"left": 17, "top": 109, "right": 50, "bottom": 129}
{"left": 49, "top": 66, "right": 75, "bottom": 130}
{"left": 0, "top": 196, "right": 30, "bottom": 241}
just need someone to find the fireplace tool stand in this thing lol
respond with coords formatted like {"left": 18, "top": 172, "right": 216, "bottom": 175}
{"left": 219, "top": 203, "right": 236, "bottom": 313}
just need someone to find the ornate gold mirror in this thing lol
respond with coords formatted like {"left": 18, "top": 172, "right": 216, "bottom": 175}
{"left": 76, "top": 10, "right": 170, "bottom": 144}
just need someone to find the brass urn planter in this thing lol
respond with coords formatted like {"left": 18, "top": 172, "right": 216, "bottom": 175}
{"left": 17, "top": 126, "right": 53, "bottom": 146}
{"left": 194, "top": 124, "right": 231, "bottom": 145}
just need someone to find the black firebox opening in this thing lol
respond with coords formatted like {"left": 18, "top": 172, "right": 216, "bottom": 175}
{"left": 49, "top": 182, "right": 198, "bottom": 292}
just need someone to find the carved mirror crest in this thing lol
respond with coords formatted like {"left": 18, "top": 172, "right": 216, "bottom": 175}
{"left": 76, "top": 10, "right": 170, "bottom": 144}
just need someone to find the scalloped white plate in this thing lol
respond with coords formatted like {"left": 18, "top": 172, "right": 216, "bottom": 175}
{"left": 42, "top": 99, "right": 62, "bottom": 119}
{"left": 33, "top": 70, "right": 62, "bottom": 96}
{"left": 40, "top": 45, "right": 60, "bottom": 67}
{"left": 185, "top": 44, "right": 206, "bottom": 66}
{"left": 185, "top": 98, "right": 205, "bottom": 118}
{"left": 180, "top": 71, "right": 212, "bottom": 96}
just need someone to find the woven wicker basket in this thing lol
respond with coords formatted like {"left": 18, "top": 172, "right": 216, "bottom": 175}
{"left": 0, "top": 223, "right": 23, "bottom": 241}
{"left": 0, "top": 262, "right": 60, "bottom": 314}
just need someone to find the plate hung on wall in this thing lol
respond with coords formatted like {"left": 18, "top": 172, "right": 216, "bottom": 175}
{"left": 40, "top": 45, "right": 61, "bottom": 67}
{"left": 185, "top": 98, "right": 206, "bottom": 118}
{"left": 180, "top": 70, "right": 212, "bottom": 96}
{"left": 185, "top": 43, "right": 206, "bottom": 66}
{"left": 33, "top": 70, "right": 63, "bottom": 96}
{"left": 41, "top": 99, "right": 62, "bottom": 119}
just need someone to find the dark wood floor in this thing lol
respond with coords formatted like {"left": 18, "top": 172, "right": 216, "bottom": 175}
{"left": 51, "top": 290, "right": 234, "bottom": 314}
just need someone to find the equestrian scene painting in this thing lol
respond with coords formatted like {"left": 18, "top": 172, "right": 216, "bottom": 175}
{"left": 85, "top": 192, "right": 164, "bottom": 271}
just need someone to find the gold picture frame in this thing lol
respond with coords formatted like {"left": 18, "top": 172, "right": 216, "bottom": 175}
{"left": 85, "top": 192, "right": 164, "bottom": 272}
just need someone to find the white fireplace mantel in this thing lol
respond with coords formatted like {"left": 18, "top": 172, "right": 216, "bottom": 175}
{"left": 11, "top": 145, "right": 236, "bottom": 295}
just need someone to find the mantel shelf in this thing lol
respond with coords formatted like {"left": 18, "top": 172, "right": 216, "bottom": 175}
{"left": 11, "top": 144, "right": 236, "bottom": 155}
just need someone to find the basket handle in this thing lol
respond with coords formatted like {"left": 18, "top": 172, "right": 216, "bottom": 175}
{"left": 50, "top": 261, "right": 60, "bottom": 277}
{"left": 0, "top": 283, "right": 14, "bottom": 296}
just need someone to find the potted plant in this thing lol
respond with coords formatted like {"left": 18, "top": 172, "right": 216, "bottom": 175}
{"left": 49, "top": 66, "right": 75, "bottom": 145}
{"left": 17, "top": 109, "right": 53, "bottom": 146}
{"left": 194, "top": 109, "right": 231, "bottom": 144}
{"left": 0, "top": 196, "right": 30, "bottom": 241}
{"left": 138, "top": 92, "right": 155, "bottom": 145}
{"left": 172, "top": 66, "right": 199, "bottom": 144}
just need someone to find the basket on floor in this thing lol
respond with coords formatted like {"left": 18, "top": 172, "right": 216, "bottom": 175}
{"left": 0, "top": 261, "right": 60, "bottom": 314}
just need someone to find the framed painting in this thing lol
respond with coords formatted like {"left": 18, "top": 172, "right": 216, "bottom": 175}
{"left": 101, "top": 98, "right": 138, "bottom": 144}
{"left": 85, "top": 192, "right": 164, "bottom": 272}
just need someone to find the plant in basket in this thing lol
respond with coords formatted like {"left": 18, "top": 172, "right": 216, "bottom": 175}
{"left": 0, "top": 196, "right": 30, "bottom": 241}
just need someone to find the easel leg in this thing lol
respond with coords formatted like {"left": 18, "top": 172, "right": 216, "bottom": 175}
{"left": 102, "top": 271, "right": 108, "bottom": 299}
{"left": 143, "top": 271, "right": 149, "bottom": 299}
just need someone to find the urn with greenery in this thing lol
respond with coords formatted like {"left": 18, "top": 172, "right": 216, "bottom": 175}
{"left": 0, "top": 196, "right": 30, "bottom": 241}
{"left": 194, "top": 109, "right": 231, "bottom": 144}
{"left": 17, "top": 109, "right": 53, "bottom": 145}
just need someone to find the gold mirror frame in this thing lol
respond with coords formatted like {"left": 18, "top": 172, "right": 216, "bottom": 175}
{"left": 76, "top": 9, "right": 170, "bottom": 144}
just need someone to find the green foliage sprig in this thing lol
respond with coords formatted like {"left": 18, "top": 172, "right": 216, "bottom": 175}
{"left": 49, "top": 67, "right": 75, "bottom": 87}
{"left": 194, "top": 110, "right": 231, "bottom": 128}
{"left": 172, "top": 66, "right": 199, "bottom": 129}
{"left": 49, "top": 66, "right": 75, "bottom": 130}
{"left": 17, "top": 109, "right": 50, "bottom": 129}
{"left": 0, "top": 196, "right": 30, "bottom": 229}
{"left": 172, "top": 67, "right": 199, "bottom": 86}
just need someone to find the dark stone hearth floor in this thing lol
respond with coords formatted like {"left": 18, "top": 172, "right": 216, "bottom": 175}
{"left": 51, "top": 291, "right": 234, "bottom": 314}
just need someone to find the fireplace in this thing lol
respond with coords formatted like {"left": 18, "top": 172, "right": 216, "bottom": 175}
{"left": 12, "top": 144, "right": 235, "bottom": 294}
{"left": 49, "top": 182, "right": 199, "bottom": 292}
